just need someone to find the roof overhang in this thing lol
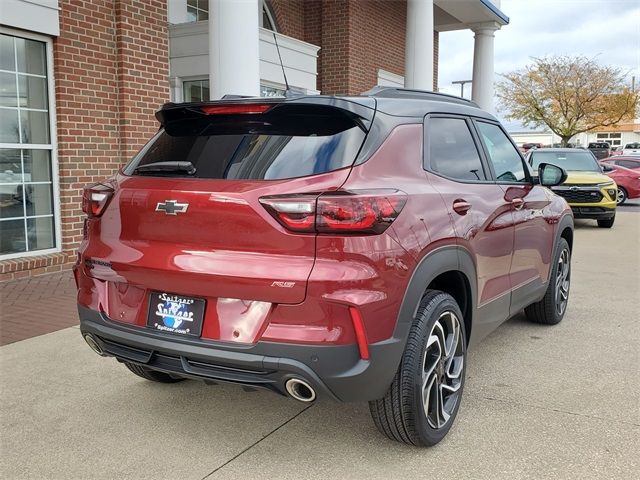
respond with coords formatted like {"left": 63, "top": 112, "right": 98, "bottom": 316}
{"left": 434, "top": 0, "right": 509, "bottom": 32}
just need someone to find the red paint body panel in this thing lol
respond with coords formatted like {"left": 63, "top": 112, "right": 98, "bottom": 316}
{"left": 426, "top": 172, "right": 514, "bottom": 305}
{"left": 502, "top": 185, "right": 554, "bottom": 288}
{"left": 78, "top": 168, "right": 352, "bottom": 343}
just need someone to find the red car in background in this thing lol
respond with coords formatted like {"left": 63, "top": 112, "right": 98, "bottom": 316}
{"left": 600, "top": 156, "right": 640, "bottom": 171}
{"left": 600, "top": 162, "right": 640, "bottom": 204}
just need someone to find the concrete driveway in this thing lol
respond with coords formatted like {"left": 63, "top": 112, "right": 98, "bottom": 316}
{"left": 1, "top": 212, "right": 639, "bottom": 480}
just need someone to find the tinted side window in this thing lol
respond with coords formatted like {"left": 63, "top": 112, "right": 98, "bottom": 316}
{"left": 476, "top": 122, "right": 528, "bottom": 182}
{"left": 619, "top": 159, "right": 640, "bottom": 169}
{"left": 427, "top": 117, "right": 486, "bottom": 181}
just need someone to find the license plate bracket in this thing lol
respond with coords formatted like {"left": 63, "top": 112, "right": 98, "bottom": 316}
{"left": 147, "top": 292, "right": 205, "bottom": 337}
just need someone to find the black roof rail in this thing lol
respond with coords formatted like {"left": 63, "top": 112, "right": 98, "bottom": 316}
{"left": 362, "top": 86, "right": 479, "bottom": 107}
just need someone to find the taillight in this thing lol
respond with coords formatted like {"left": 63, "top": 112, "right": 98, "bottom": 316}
{"left": 200, "top": 104, "right": 273, "bottom": 115}
{"left": 260, "top": 190, "right": 407, "bottom": 235}
{"left": 82, "top": 183, "right": 114, "bottom": 218}
{"left": 259, "top": 195, "right": 316, "bottom": 233}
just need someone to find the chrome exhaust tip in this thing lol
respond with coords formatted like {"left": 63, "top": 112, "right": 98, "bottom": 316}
{"left": 285, "top": 378, "right": 316, "bottom": 402}
{"left": 83, "top": 334, "right": 105, "bottom": 356}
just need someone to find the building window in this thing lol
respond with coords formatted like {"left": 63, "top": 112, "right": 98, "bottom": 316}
{"left": 261, "top": 84, "right": 285, "bottom": 97}
{"left": 183, "top": 79, "right": 210, "bottom": 102}
{"left": 595, "top": 132, "right": 622, "bottom": 146}
{"left": 183, "top": 79, "right": 285, "bottom": 100}
{"left": 182, "top": 1, "right": 276, "bottom": 28}
{"left": 0, "top": 32, "right": 57, "bottom": 258}
{"left": 187, "top": 0, "right": 208, "bottom": 22}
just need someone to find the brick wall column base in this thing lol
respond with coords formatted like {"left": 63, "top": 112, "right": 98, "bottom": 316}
{"left": 0, "top": 251, "right": 76, "bottom": 282}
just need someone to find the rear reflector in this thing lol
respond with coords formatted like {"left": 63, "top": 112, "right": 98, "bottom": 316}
{"left": 260, "top": 190, "right": 407, "bottom": 235}
{"left": 200, "top": 104, "right": 273, "bottom": 115}
{"left": 82, "top": 183, "right": 114, "bottom": 218}
{"left": 349, "top": 306, "right": 370, "bottom": 360}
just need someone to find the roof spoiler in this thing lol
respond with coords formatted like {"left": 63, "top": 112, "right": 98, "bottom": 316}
{"left": 156, "top": 97, "right": 376, "bottom": 133}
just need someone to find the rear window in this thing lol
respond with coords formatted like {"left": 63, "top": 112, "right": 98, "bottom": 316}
{"left": 124, "top": 106, "right": 366, "bottom": 180}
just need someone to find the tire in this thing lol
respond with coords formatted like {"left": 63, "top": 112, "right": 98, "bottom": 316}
{"left": 369, "top": 290, "right": 466, "bottom": 446}
{"left": 524, "top": 238, "right": 570, "bottom": 325}
{"left": 597, "top": 214, "right": 615, "bottom": 228}
{"left": 124, "top": 362, "right": 186, "bottom": 383}
{"left": 616, "top": 187, "right": 627, "bottom": 205}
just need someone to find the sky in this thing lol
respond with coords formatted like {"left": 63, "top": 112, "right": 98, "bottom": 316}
{"left": 437, "top": 0, "right": 640, "bottom": 129}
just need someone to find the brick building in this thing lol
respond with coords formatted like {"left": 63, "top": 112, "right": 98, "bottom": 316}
{"left": 0, "top": 0, "right": 508, "bottom": 281}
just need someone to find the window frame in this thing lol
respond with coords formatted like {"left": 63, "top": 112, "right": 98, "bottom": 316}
{"left": 422, "top": 113, "right": 493, "bottom": 184}
{"left": 0, "top": 27, "right": 61, "bottom": 261}
{"left": 471, "top": 119, "right": 534, "bottom": 185}
{"left": 182, "top": 77, "right": 210, "bottom": 102}
{"left": 186, "top": 0, "right": 209, "bottom": 22}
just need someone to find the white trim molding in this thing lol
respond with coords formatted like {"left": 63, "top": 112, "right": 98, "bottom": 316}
{"left": 0, "top": 0, "right": 60, "bottom": 36}
{"left": 377, "top": 69, "right": 405, "bottom": 88}
{"left": 0, "top": 26, "right": 61, "bottom": 261}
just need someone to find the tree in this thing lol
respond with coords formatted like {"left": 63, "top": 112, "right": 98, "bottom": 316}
{"left": 497, "top": 56, "right": 638, "bottom": 146}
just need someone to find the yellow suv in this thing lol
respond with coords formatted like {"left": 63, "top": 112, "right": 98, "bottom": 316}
{"left": 527, "top": 148, "right": 617, "bottom": 228}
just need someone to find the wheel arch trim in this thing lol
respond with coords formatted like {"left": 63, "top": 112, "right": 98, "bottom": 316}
{"left": 551, "top": 213, "right": 574, "bottom": 285}
{"left": 392, "top": 245, "right": 478, "bottom": 348}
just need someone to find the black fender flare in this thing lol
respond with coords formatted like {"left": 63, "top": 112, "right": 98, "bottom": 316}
{"left": 548, "top": 213, "right": 574, "bottom": 288}
{"left": 388, "top": 244, "right": 478, "bottom": 358}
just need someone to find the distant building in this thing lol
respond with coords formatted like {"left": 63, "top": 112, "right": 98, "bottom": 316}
{"left": 509, "top": 119, "right": 640, "bottom": 148}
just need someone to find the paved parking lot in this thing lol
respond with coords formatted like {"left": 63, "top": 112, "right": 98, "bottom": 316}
{"left": 1, "top": 208, "right": 639, "bottom": 480}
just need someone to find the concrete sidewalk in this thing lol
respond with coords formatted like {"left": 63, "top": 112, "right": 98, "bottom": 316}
{"left": 1, "top": 213, "right": 639, "bottom": 479}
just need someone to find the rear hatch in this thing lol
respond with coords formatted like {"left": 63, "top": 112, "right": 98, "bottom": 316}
{"left": 80, "top": 99, "right": 374, "bottom": 339}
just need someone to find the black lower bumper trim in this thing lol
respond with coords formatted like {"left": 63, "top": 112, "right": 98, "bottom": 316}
{"left": 571, "top": 207, "right": 615, "bottom": 219}
{"left": 78, "top": 305, "right": 404, "bottom": 402}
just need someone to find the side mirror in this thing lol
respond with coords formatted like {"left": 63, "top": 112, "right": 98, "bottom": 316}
{"left": 601, "top": 165, "right": 614, "bottom": 173}
{"left": 538, "top": 163, "right": 567, "bottom": 187}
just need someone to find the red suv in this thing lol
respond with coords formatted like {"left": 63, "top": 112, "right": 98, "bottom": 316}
{"left": 75, "top": 88, "right": 574, "bottom": 446}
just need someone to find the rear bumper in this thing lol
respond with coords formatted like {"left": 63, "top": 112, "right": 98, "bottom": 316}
{"left": 79, "top": 305, "right": 404, "bottom": 402}
{"left": 570, "top": 206, "right": 616, "bottom": 219}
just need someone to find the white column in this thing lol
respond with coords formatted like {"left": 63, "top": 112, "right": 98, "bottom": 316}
{"left": 405, "top": 0, "right": 434, "bottom": 90}
{"left": 169, "top": 76, "right": 182, "bottom": 102}
{"left": 471, "top": 23, "right": 500, "bottom": 112}
{"left": 209, "top": 0, "right": 260, "bottom": 99}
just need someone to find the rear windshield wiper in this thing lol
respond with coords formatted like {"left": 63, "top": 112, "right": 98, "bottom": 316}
{"left": 133, "top": 161, "right": 196, "bottom": 176}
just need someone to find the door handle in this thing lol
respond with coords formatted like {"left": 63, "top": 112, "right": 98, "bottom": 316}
{"left": 511, "top": 198, "right": 525, "bottom": 210}
{"left": 453, "top": 199, "right": 472, "bottom": 215}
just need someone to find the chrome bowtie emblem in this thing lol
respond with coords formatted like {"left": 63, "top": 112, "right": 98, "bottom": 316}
{"left": 570, "top": 186, "right": 579, "bottom": 192}
{"left": 156, "top": 200, "right": 189, "bottom": 215}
